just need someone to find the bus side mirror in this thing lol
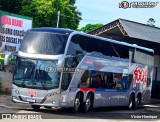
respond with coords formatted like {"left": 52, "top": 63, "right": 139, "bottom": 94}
{"left": 4, "top": 54, "right": 11, "bottom": 65}
{"left": 4, "top": 51, "right": 18, "bottom": 65}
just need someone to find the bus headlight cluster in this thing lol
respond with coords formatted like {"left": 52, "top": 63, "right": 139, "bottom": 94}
{"left": 13, "top": 89, "right": 20, "bottom": 96}
{"left": 45, "top": 92, "right": 58, "bottom": 99}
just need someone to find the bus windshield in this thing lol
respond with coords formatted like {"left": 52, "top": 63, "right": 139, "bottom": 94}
{"left": 13, "top": 57, "right": 60, "bottom": 90}
{"left": 19, "top": 31, "right": 68, "bottom": 55}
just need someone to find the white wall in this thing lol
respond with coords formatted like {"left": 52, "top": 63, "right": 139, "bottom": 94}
{"left": 0, "top": 71, "right": 12, "bottom": 92}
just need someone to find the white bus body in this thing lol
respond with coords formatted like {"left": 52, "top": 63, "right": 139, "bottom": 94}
{"left": 5, "top": 28, "right": 154, "bottom": 112}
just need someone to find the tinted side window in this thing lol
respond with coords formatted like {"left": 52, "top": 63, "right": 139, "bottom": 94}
{"left": 66, "top": 41, "right": 85, "bottom": 67}
{"left": 78, "top": 70, "right": 132, "bottom": 89}
{"left": 61, "top": 73, "right": 72, "bottom": 91}
{"left": 146, "top": 78, "right": 151, "bottom": 87}
{"left": 105, "top": 73, "right": 132, "bottom": 90}
{"left": 90, "top": 71, "right": 105, "bottom": 88}
{"left": 78, "top": 70, "right": 90, "bottom": 88}
{"left": 70, "top": 34, "right": 130, "bottom": 59}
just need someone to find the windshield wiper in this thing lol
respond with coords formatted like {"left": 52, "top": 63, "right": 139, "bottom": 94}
{"left": 36, "top": 64, "right": 47, "bottom": 90}
{"left": 21, "top": 64, "right": 35, "bottom": 87}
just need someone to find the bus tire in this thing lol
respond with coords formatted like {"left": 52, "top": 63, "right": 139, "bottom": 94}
{"left": 31, "top": 105, "right": 40, "bottom": 110}
{"left": 136, "top": 94, "right": 141, "bottom": 108}
{"left": 128, "top": 94, "right": 135, "bottom": 109}
{"left": 71, "top": 93, "right": 81, "bottom": 113}
{"left": 82, "top": 93, "right": 93, "bottom": 113}
{"left": 44, "top": 106, "right": 52, "bottom": 109}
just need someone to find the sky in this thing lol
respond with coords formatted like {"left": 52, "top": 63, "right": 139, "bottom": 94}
{"left": 75, "top": 0, "right": 160, "bottom": 28}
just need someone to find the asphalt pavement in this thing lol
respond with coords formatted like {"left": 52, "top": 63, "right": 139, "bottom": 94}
{"left": 0, "top": 95, "right": 160, "bottom": 120}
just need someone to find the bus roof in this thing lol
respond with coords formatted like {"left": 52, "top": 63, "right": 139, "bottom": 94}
{"left": 28, "top": 27, "right": 74, "bottom": 35}
{"left": 27, "top": 28, "right": 154, "bottom": 53}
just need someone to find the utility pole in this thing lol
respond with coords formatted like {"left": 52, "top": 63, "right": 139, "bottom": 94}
{"left": 57, "top": 11, "right": 60, "bottom": 28}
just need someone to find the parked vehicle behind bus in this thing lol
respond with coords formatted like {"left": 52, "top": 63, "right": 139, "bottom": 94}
{"left": 5, "top": 28, "right": 154, "bottom": 113}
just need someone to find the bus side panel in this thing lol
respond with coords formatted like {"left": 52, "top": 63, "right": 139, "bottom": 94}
{"left": 60, "top": 88, "right": 79, "bottom": 108}
{"left": 129, "top": 63, "right": 153, "bottom": 105}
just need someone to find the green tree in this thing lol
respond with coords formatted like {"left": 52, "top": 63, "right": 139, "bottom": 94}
{"left": 0, "top": 0, "right": 22, "bottom": 14}
{"left": 0, "top": 0, "right": 81, "bottom": 29}
{"left": 77, "top": 24, "right": 104, "bottom": 33}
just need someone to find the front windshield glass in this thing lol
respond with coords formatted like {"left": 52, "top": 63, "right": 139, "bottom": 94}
{"left": 13, "top": 57, "right": 60, "bottom": 90}
{"left": 19, "top": 32, "right": 68, "bottom": 55}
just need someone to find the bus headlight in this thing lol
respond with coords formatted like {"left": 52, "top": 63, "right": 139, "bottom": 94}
{"left": 44, "top": 92, "right": 58, "bottom": 99}
{"left": 13, "top": 89, "right": 20, "bottom": 96}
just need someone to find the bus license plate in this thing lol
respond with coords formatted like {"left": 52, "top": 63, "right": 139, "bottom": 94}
{"left": 26, "top": 98, "right": 36, "bottom": 102}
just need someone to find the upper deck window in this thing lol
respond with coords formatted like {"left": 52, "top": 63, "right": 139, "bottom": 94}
{"left": 19, "top": 31, "right": 69, "bottom": 55}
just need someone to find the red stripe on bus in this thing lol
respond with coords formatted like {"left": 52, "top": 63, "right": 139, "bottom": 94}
{"left": 80, "top": 88, "right": 96, "bottom": 92}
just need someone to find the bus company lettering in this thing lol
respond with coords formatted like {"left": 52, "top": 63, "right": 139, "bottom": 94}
{"left": 133, "top": 67, "right": 147, "bottom": 87}
{"left": 28, "top": 91, "right": 37, "bottom": 96}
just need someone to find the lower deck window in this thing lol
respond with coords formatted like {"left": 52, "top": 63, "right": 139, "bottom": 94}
{"left": 79, "top": 70, "right": 132, "bottom": 90}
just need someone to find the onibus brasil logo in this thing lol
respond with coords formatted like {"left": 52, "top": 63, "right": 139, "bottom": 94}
{"left": 119, "top": 1, "right": 159, "bottom": 9}
{"left": 119, "top": 1, "right": 130, "bottom": 9}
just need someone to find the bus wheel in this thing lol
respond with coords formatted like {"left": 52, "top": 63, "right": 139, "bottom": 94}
{"left": 128, "top": 94, "right": 135, "bottom": 109}
{"left": 31, "top": 105, "right": 40, "bottom": 110}
{"left": 136, "top": 94, "right": 141, "bottom": 108}
{"left": 71, "top": 94, "right": 81, "bottom": 113}
{"left": 82, "top": 93, "right": 93, "bottom": 112}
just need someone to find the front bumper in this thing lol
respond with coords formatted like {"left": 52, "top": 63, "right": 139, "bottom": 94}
{"left": 12, "top": 96, "right": 60, "bottom": 107}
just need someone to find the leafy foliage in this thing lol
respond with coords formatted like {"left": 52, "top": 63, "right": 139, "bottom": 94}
{"left": 147, "top": 18, "right": 155, "bottom": 26}
{"left": 0, "top": 0, "right": 81, "bottom": 29}
{"left": 0, "top": 0, "right": 22, "bottom": 14}
{"left": 77, "top": 24, "right": 104, "bottom": 33}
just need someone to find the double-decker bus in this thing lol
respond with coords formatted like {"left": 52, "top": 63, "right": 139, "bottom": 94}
{"left": 5, "top": 28, "right": 154, "bottom": 113}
